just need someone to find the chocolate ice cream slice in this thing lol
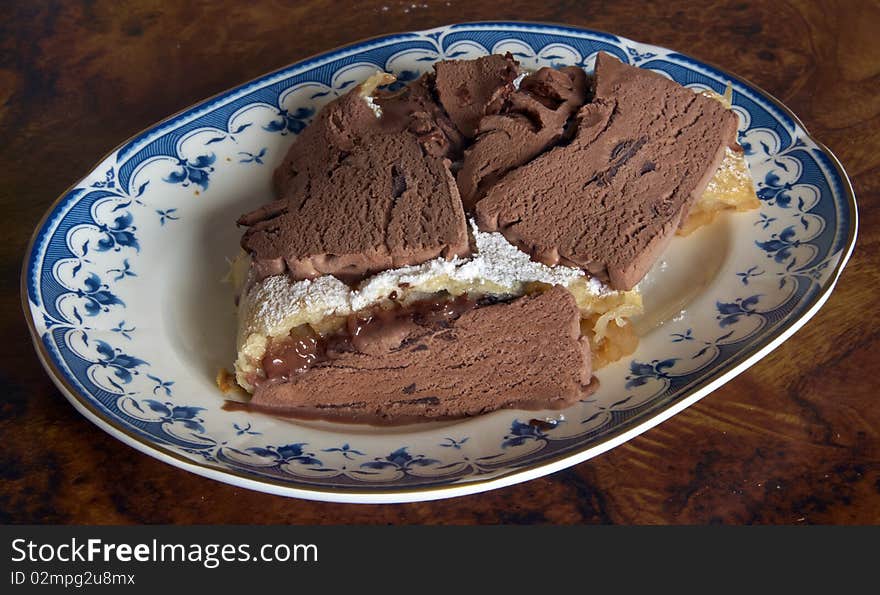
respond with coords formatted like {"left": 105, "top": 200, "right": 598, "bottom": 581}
{"left": 475, "top": 52, "right": 739, "bottom": 290}
{"left": 238, "top": 82, "right": 470, "bottom": 283}
{"left": 457, "top": 65, "right": 589, "bottom": 209}
{"left": 247, "top": 286, "right": 593, "bottom": 423}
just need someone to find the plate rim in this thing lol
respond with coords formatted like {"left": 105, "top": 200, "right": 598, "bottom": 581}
{"left": 20, "top": 20, "right": 859, "bottom": 504}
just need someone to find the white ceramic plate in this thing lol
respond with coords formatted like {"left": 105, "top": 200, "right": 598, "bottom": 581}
{"left": 23, "top": 22, "right": 857, "bottom": 503}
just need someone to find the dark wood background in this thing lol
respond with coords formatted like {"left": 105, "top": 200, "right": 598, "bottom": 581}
{"left": 2, "top": 0, "right": 878, "bottom": 524}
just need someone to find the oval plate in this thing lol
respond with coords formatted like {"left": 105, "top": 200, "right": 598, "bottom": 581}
{"left": 23, "top": 22, "right": 857, "bottom": 503}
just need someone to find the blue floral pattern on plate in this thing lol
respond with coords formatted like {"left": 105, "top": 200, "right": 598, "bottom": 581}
{"left": 23, "top": 22, "right": 856, "bottom": 502}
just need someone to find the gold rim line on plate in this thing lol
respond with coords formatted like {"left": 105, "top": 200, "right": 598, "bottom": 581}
{"left": 19, "top": 22, "right": 860, "bottom": 501}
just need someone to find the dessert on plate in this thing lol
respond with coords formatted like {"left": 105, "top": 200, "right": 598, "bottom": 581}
{"left": 226, "top": 51, "right": 759, "bottom": 423}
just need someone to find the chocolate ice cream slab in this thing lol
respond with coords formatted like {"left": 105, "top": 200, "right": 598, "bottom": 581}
{"left": 239, "top": 77, "right": 470, "bottom": 283}
{"left": 475, "top": 52, "right": 740, "bottom": 290}
{"left": 248, "top": 286, "right": 593, "bottom": 423}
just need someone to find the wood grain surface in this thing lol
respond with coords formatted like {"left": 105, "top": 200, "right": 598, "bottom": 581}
{"left": 2, "top": 0, "right": 878, "bottom": 524}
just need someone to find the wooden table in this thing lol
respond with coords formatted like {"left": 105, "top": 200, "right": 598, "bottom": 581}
{"left": 3, "top": 0, "right": 878, "bottom": 524}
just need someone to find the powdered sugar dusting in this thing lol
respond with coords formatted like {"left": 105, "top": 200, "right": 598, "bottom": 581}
{"left": 363, "top": 95, "right": 383, "bottom": 118}
{"left": 457, "top": 220, "right": 585, "bottom": 288}
{"left": 353, "top": 258, "right": 460, "bottom": 310}
{"left": 586, "top": 276, "right": 608, "bottom": 295}
{"left": 241, "top": 274, "right": 350, "bottom": 336}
